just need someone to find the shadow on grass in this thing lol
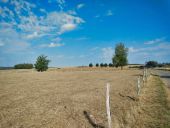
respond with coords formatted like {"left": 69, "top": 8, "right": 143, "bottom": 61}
{"left": 83, "top": 111, "right": 105, "bottom": 128}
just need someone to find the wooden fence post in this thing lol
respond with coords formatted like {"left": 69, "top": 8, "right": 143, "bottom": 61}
{"left": 137, "top": 77, "right": 140, "bottom": 95}
{"left": 106, "top": 83, "right": 112, "bottom": 128}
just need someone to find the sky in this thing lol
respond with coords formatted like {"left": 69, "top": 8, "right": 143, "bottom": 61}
{"left": 0, "top": 0, "right": 170, "bottom": 67}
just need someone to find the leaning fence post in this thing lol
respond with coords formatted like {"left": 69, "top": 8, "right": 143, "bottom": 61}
{"left": 137, "top": 77, "right": 140, "bottom": 95}
{"left": 106, "top": 83, "right": 112, "bottom": 128}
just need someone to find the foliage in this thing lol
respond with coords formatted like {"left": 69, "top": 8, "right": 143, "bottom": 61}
{"left": 96, "top": 63, "right": 99, "bottom": 67}
{"left": 109, "top": 63, "right": 113, "bottom": 67}
{"left": 34, "top": 55, "right": 50, "bottom": 72}
{"left": 100, "top": 63, "right": 104, "bottom": 67}
{"left": 146, "top": 61, "right": 158, "bottom": 68}
{"left": 104, "top": 63, "right": 108, "bottom": 67}
{"left": 89, "top": 63, "right": 93, "bottom": 67}
{"left": 112, "top": 43, "right": 128, "bottom": 69}
{"left": 14, "top": 63, "right": 33, "bottom": 69}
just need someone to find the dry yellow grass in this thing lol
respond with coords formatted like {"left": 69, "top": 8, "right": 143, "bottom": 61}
{"left": 0, "top": 68, "right": 142, "bottom": 128}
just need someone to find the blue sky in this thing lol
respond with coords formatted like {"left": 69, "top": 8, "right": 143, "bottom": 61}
{"left": 0, "top": 0, "right": 170, "bottom": 67}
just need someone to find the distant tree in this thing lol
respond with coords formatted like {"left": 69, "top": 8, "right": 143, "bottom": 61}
{"left": 14, "top": 63, "right": 33, "bottom": 69}
{"left": 89, "top": 63, "right": 93, "bottom": 67}
{"left": 100, "top": 63, "right": 104, "bottom": 67}
{"left": 104, "top": 63, "right": 108, "bottom": 67}
{"left": 109, "top": 63, "right": 113, "bottom": 67}
{"left": 34, "top": 55, "right": 50, "bottom": 72}
{"left": 146, "top": 61, "right": 158, "bottom": 68}
{"left": 112, "top": 43, "right": 128, "bottom": 70}
{"left": 96, "top": 63, "right": 99, "bottom": 67}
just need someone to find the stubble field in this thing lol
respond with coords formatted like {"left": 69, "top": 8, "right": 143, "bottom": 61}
{"left": 0, "top": 68, "right": 142, "bottom": 128}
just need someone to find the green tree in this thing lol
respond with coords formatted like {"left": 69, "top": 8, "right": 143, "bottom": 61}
{"left": 109, "top": 63, "right": 113, "bottom": 67}
{"left": 89, "top": 63, "right": 93, "bottom": 67}
{"left": 34, "top": 55, "right": 50, "bottom": 72}
{"left": 146, "top": 61, "right": 158, "bottom": 68}
{"left": 100, "top": 63, "right": 104, "bottom": 67}
{"left": 104, "top": 63, "right": 108, "bottom": 67}
{"left": 112, "top": 43, "right": 128, "bottom": 70}
{"left": 96, "top": 63, "right": 99, "bottom": 67}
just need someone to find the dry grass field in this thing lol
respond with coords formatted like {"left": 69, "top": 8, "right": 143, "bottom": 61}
{"left": 0, "top": 68, "right": 143, "bottom": 128}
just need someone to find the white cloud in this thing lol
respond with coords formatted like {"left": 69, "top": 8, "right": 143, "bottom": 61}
{"left": 0, "top": 1, "right": 84, "bottom": 42}
{"left": 77, "top": 3, "right": 85, "bottom": 9}
{"left": 128, "top": 39, "right": 170, "bottom": 63}
{"left": 48, "top": 0, "right": 65, "bottom": 10}
{"left": 144, "top": 37, "right": 165, "bottom": 45}
{"left": 67, "top": 10, "right": 77, "bottom": 15}
{"left": 0, "top": 28, "right": 30, "bottom": 53}
{"left": 101, "top": 47, "right": 114, "bottom": 62}
{"left": 60, "top": 23, "right": 76, "bottom": 33}
{"left": 106, "top": 10, "right": 113, "bottom": 16}
{"left": 26, "top": 32, "right": 39, "bottom": 39}
{"left": 48, "top": 42, "right": 64, "bottom": 47}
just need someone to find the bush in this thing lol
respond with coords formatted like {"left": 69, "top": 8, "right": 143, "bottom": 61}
{"left": 146, "top": 61, "right": 158, "bottom": 68}
{"left": 109, "top": 63, "right": 113, "bottom": 67}
{"left": 14, "top": 63, "right": 33, "bottom": 69}
{"left": 104, "top": 63, "right": 108, "bottom": 67}
{"left": 34, "top": 55, "right": 50, "bottom": 72}
{"left": 96, "top": 63, "right": 99, "bottom": 67}
{"left": 100, "top": 63, "right": 104, "bottom": 67}
{"left": 89, "top": 63, "right": 93, "bottom": 67}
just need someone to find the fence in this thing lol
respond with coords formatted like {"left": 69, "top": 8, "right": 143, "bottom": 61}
{"left": 105, "top": 68, "right": 150, "bottom": 128}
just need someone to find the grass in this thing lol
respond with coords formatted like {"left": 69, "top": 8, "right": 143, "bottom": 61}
{"left": 139, "top": 75, "right": 170, "bottom": 128}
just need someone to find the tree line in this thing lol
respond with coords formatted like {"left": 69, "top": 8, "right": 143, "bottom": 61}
{"left": 14, "top": 43, "right": 169, "bottom": 72}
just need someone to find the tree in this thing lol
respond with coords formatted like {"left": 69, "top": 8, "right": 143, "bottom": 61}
{"left": 146, "top": 61, "right": 158, "bottom": 68}
{"left": 100, "top": 63, "right": 104, "bottom": 67}
{"left": 34, "top": 55, "right": 50, "bottom": 72}
{"left": 112, "top": 43, "right": 128, "bottom": 70}
{"left": 109, "top": 63, "right": 113, "bottom": 67}
{"left": 104, "top": 63, "right": 108, "bottom": 67}
{"left": 96, "top": 63, "right": 99, "bottom": 67}
{"left": 89, "top": 63, "right": 93, "bottom": 67}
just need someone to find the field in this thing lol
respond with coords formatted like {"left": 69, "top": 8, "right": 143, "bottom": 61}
{"left": 0, "top": 68, "right": 144, "bottom": 128}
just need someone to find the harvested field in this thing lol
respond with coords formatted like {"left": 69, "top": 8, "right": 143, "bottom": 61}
{"left": 0, "top": 68, "right": 142, "bottom": 128}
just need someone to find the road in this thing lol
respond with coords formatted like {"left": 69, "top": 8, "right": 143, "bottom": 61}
{"left": 152, "top": 69, "right": 170, "bottom": 88}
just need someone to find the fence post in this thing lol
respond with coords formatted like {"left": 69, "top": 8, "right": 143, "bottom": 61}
{"left": 143, "top": 68, "right": 145, "bottom": 83}
{"left": 106, "top": 83, "right": 112, "bottom": 128}
{"left": 137, "top": 77, "right": 140, "bottom": 95}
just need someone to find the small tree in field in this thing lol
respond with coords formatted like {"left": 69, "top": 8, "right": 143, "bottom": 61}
{"left": 89, "top": 63, "right": 93, "bottom": 67}
{"left": 104, "top": 63, "right": 108, "bottom": 67}
{"left": 35, "top": 55, "right": 50, "bottom": 72}
{"left": 109, "top": 63, "right": 113, "bottom": 67}
{"left": 96, "top": 63, "right": 99, "bottom": 67}
{"left": 112, "top": 43, "right": 128, "bottom": 70}
{"left": 100, "top": 63, "right": 104, "bottom": 67}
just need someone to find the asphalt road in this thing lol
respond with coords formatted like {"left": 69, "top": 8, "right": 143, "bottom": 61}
{"left": 152, "top": 69, "right": 170, "bottom": 88}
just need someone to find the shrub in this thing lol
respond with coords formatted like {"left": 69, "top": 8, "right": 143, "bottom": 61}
{"left": 89, "top": 63, "right": 93, "bottom": 67}
{"left": 109, "top": 63, "right": 113, "bottom": 67}
{"left": 104, "top": 63, "right": 108, "bottom": 67}
{"left": 146, "top": 61, "right": 158, "bottom": 68}
{"left": 96, "top": 63, "right": 99, "bottom": 67}
{"left": 14, "top": 63, "right": 33, "bottom": 69}
{"left": 100, "top": 63, "right": 104, "bottom": 67}
{"left": 34, "top": 55, "right": 50, "bottom": 72}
